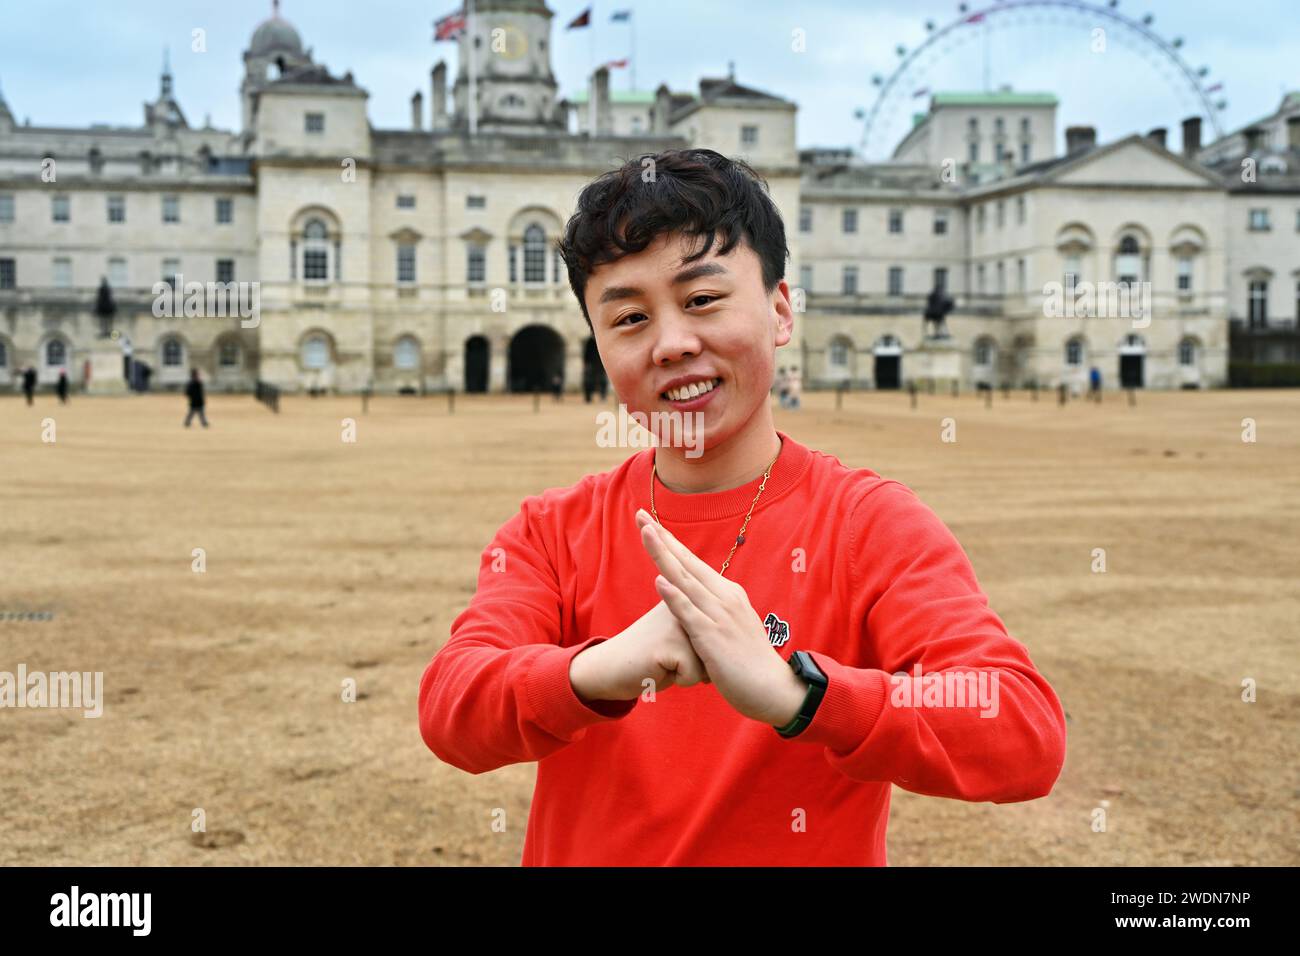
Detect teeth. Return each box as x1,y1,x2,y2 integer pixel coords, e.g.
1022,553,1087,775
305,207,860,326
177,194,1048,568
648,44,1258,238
664,377,719,402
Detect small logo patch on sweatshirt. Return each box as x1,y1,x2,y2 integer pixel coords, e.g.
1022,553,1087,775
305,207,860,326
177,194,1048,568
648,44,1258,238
763,612,790,647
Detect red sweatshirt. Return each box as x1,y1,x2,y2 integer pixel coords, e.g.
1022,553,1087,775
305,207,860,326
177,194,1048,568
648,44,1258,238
418,429,1066,865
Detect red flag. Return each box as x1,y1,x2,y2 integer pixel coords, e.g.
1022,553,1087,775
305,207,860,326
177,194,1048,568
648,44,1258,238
434,10,466,41
605,58,629,68
1205,82,1223,93
567,6,591,28
965,12,985,23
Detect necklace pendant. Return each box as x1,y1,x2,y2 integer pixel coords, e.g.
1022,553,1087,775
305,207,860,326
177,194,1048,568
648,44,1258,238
735,534,745,546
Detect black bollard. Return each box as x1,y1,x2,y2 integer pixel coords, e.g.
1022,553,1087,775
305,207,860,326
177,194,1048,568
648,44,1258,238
1127,387,1135,407
951,380,958,398
362,387,370,415
1058,383,1067,406
908,380,917,409
447,388,455,415
984,384,992,409
534,387,541,413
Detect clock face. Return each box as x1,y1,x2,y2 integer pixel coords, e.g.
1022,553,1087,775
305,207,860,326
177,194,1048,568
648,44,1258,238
491,24,529,60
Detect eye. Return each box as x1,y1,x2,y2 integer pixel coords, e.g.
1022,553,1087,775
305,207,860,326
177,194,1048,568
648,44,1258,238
688,294,717,308
616,312,647,327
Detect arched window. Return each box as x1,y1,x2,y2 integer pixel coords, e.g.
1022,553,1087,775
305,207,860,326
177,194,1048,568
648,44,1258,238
303,219,330,281
45,339,67,367
219,340,240,367
162,338,184,366
301,334,331,370
975,338,994,366
1116,234,1142,286
1118,235,1139,255
1178,338,1196,366
523,225,548,283
394,336,421,370
1065,338,1083,366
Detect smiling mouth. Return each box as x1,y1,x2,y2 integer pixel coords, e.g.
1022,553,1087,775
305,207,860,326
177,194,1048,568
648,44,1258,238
660,377,723,402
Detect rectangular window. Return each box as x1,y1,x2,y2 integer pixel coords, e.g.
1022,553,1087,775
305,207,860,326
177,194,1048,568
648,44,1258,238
933,267,948,292
0,258,14,289
162,195,180,223
162,257,181,285
799,264,812,292
1020,117,1030,134
1064,254,1081,287
216,259,235,283
977,205,985,233
933,209,948,235
799,206,812,233
968,141,978,163
1020,142,1030,164
1177,256,1193,293
1248,280,1268,327
1017,257,1026,293
888,267,903,296
215,197,233,224
1016,195,1026,224
467,245,486,283
397,244,416,283
888,208,903,234
466,195,486,209
303,248,328,281
996,261,1005,296
741,125,758,146
396,195,416,209
995,117,1005,135
0,193,13,223
305,112,325,133
842,208,857,234
52,195,70,222
53,257,72,288
108,257,127,287
842,265,858,295
1248,208,1270,231
107,195,125,223
977,264,986,295
996,201,1005,228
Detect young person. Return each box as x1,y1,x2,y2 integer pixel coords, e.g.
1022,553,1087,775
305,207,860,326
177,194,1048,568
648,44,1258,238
418,148,1066,866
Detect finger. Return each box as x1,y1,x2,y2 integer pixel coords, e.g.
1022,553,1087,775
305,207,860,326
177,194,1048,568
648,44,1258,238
640,512,733,603
641,522,724,620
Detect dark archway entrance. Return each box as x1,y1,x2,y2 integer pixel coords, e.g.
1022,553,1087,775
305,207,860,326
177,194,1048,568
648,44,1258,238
508,324,566,393
1119,354,1144,388
464,335,489,392
874,354,901,389
582,335,608,401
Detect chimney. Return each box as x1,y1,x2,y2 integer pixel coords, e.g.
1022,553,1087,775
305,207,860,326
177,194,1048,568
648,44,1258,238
1181,116,1202,158
1243,126,1265,154
653,83,672,135
431,61,447,131
1146,127,1167,150
592,66,612,136
1065,125,1096,154
411,91,423,131
1288,115,1300,151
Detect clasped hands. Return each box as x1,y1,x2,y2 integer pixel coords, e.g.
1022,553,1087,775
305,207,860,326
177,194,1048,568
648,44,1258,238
567,508,807,728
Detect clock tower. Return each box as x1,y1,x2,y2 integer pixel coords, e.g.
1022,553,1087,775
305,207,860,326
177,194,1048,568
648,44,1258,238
452,0,565,133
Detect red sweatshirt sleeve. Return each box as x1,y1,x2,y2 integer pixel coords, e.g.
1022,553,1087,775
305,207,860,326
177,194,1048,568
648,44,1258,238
789,480,1067,803
418,495,637,774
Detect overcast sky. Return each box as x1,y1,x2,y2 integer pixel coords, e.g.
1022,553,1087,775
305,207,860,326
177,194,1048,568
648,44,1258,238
0,0,1294,158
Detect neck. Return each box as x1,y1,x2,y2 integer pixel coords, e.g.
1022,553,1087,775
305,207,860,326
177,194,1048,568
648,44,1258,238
653,412,782,494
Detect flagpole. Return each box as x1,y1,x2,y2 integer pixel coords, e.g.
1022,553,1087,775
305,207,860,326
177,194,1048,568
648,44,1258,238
588,16,595,135
630,12,636,92
468,0,478,135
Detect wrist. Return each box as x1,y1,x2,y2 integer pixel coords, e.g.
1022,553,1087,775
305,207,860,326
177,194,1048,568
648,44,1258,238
767,668,810,727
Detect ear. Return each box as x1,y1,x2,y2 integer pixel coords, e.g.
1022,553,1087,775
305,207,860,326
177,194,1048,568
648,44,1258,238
771,280,794,348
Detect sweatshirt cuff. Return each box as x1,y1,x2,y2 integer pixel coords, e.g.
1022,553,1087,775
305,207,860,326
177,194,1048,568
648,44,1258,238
782,651,890,753
524,636,639,739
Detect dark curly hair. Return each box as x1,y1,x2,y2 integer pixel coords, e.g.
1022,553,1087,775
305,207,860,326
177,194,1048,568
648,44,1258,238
557,148,789,328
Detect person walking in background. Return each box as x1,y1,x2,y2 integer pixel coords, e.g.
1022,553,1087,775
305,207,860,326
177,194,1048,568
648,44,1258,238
786,365,802,411
22,366,36,405
1089,365,1102,402
184,368,208,428
56,369,69,404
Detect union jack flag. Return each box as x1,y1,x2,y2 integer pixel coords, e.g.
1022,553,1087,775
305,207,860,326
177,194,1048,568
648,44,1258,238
434,9,466,42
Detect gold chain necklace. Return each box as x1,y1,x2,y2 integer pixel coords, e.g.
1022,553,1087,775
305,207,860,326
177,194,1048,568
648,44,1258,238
650,439,782,579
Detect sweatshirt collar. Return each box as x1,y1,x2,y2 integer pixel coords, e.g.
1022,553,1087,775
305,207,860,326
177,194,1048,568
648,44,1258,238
635,429,813,523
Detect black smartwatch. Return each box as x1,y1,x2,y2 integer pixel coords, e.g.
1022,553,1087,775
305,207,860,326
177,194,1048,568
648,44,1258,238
773,650,827,738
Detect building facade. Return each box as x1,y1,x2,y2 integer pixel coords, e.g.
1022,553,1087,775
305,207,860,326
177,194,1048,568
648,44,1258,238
0,1,1294,394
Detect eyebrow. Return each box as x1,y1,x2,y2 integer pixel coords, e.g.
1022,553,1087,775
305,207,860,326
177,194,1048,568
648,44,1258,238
597,261,730,305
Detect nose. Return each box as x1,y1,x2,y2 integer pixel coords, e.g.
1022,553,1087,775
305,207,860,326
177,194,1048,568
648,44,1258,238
650,310,704,368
